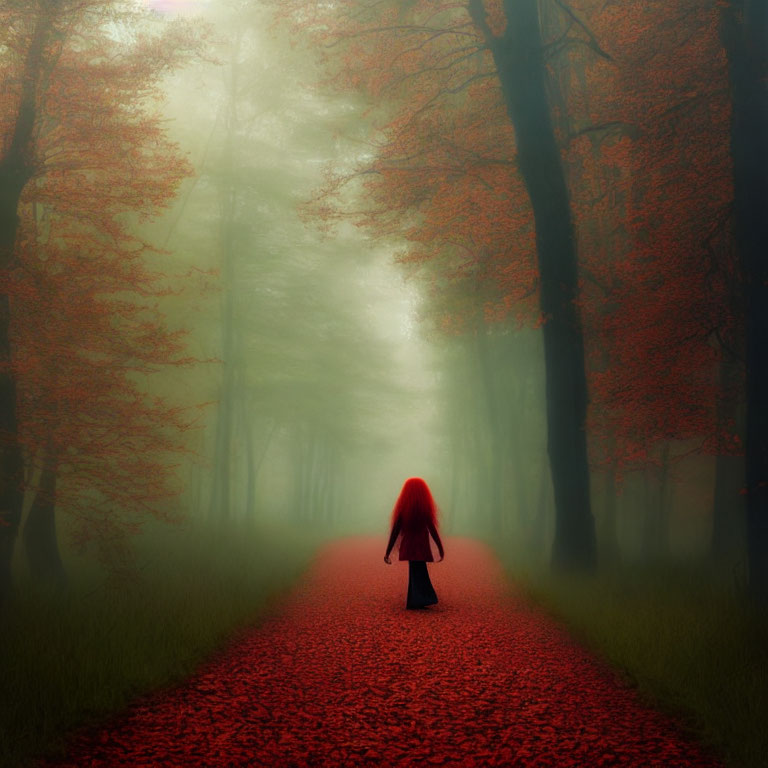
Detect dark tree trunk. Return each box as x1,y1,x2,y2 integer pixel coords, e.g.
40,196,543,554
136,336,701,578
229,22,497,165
711,352,745,562
532,460,550,559
292,432,305,521
599,463,620,565
448,434,460,530
711,450,745,562
474,327,505,535
295,429,316,523
243,411,256,520
191,458,203,517
720,0,768,601
0,11,56,610
242,418,276,521
22,449,66,588
318,445,332,523
469,0,596,569
209,368,234,521
642,441,670,563
510,370,530,529
306,434,319,522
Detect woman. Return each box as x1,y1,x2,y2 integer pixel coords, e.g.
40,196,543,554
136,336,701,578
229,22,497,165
384,477,444,609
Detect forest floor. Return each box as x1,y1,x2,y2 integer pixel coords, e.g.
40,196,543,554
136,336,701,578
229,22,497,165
37,537,723,767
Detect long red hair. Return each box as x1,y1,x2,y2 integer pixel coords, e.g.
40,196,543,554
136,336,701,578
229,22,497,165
391,477,438,530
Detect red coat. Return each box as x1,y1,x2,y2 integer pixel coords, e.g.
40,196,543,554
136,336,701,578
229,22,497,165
385,517,444,562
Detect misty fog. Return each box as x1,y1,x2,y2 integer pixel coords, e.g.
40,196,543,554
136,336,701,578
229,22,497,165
1,1,766,766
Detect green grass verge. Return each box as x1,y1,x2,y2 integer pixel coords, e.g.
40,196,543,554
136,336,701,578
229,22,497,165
0,519,324,768
497,554,768,768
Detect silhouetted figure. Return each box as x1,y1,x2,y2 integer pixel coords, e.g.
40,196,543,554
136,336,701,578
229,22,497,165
384,477,444,609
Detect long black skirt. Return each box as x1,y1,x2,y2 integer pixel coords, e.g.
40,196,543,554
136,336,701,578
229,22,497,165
406,560,438,609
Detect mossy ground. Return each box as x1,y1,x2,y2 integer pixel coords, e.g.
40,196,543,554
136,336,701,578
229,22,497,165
0,519,323,768
498,552,768,768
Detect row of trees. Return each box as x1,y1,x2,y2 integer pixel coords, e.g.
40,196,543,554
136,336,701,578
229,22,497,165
1,0,764,608
161,2,424,531
0,1,208,607
0,0,430,613
281,0,768,597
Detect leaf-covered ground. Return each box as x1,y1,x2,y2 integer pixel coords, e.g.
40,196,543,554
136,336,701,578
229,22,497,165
40,537,721,767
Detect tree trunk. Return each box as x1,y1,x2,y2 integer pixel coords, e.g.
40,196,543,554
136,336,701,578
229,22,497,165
208,29,243,524
292,430,306,522
243,413,256,520
0,10,57,610
469,0,596,569
642,441,671,562
22,448,66,588
599,463,620,565
295,429,316,523
510,366,530,530
720,0,768,601
209,380,233,520
531,460,550,559
448,433,460,530
191,458,203,517
474,327,505,535
712,450,745,563
318,446,332,523
711,352,745,562
307,434,319,522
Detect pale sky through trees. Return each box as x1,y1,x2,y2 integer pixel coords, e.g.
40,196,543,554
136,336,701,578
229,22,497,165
145,0,208,15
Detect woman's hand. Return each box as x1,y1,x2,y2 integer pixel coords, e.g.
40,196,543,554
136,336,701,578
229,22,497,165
384,555,392,564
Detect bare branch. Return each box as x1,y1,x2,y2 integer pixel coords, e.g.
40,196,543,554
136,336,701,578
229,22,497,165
324,22,478,48
386,45,486,91
579,265,612,294
553,0,613,60
390,70,497,137
545,35,616,64
568,120,639,143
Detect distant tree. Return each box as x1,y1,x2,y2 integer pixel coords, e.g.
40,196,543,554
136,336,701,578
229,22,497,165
169,5,409,526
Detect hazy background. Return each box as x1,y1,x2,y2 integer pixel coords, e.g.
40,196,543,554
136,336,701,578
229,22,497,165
0,0,756,590
2,2,767,765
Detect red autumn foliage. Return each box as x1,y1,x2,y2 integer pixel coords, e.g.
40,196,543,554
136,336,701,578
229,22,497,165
553,0,737,470
282,0,738,475
0,1,207,570
280,0,539,333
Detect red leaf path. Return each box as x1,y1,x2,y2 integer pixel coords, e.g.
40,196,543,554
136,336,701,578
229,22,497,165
43,538,722,767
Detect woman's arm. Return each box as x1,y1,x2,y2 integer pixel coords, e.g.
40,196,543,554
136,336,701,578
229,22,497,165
384,517,401,563
428,521,444,561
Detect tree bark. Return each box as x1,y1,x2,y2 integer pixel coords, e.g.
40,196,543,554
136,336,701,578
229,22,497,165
208,29,243,524
510,363,530,530
243,408,256,520
720,0,768,601
22,448,66,588
599,463,620,565
474,327,505,535
642,441,670,562
711,352,745,563
0,8,57,610
469,0,596,569
532,460,550,558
